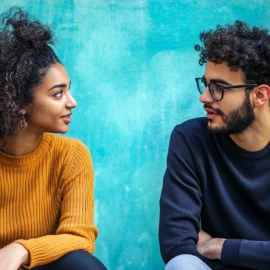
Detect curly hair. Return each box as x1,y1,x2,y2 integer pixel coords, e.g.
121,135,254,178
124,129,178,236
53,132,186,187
195,21,270,85
0,6,60,140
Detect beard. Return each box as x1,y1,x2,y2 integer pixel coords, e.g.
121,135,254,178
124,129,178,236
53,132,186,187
206,91,255,135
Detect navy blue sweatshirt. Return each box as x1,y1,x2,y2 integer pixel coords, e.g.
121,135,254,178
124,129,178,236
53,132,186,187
159,117,270,270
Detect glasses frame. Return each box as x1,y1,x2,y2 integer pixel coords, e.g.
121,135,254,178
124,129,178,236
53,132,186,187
195,77,257,101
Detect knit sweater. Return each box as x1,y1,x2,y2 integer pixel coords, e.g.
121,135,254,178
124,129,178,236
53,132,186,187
0,133,98,268
159,117,270,270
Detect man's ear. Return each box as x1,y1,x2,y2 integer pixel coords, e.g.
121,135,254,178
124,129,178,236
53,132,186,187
253,84,270,107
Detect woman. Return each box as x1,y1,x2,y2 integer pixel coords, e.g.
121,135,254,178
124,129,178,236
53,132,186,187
0,7,106,270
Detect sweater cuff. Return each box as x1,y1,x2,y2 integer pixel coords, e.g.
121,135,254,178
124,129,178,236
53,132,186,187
221,239,242,267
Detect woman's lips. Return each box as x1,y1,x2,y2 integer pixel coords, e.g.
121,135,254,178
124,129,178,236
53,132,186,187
60,114,72,124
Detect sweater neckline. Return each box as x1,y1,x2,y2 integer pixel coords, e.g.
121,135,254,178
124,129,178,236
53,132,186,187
0,133,51,166
219,134,270,159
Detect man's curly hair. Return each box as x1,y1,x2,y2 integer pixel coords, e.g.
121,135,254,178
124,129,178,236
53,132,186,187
0,6,60,140
195,21,270,85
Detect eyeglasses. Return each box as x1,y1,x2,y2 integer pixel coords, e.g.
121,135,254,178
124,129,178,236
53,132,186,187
195,77,257,101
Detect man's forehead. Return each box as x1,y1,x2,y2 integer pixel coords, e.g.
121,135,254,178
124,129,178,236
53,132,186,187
204,61,245,83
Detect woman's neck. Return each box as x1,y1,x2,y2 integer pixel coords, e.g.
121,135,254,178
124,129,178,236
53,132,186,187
0,129,43,156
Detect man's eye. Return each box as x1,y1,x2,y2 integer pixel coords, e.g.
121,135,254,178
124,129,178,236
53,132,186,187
54,91,63,98
215,84,223,89
212,83,223,92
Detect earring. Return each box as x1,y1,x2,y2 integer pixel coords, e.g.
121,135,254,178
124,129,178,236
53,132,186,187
19,112,27,130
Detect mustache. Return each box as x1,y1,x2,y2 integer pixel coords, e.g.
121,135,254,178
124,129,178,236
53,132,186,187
204,104,224,116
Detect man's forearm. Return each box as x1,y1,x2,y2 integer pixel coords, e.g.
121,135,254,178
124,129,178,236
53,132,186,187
221,239,270,270
197,231,270,270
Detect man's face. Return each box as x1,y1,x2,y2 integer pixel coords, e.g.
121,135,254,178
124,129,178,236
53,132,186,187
199,61,255,135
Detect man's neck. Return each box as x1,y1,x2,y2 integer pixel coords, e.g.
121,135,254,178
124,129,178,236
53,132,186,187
230,118,270,152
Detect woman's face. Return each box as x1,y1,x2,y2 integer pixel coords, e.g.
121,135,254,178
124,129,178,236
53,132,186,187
25,63,77,134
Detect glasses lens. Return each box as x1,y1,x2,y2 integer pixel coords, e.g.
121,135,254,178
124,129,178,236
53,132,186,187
196,78,206,94
211,83,223,100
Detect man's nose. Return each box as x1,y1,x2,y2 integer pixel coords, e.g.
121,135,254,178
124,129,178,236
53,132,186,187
199,86,214,104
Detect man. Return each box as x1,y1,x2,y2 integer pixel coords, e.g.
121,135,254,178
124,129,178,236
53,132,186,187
159,21,270,270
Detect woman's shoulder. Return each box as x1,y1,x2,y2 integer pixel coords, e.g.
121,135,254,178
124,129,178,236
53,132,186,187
44,133,85,147
43,133,91,158
43,134,94,188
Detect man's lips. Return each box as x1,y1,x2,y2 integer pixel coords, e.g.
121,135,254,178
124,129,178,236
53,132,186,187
204,107,222,120
205,108,218,115
204,104,223,115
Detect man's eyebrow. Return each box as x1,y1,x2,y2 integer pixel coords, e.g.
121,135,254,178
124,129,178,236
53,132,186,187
48,81,71,91
203,76,231,85
211,79,231,85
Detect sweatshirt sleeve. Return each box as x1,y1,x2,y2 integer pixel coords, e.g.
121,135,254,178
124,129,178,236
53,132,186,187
221,239,270,270
15,141,98,268
159,127,206,264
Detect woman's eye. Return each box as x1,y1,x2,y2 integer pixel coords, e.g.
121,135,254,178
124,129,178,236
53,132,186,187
54,91,63,98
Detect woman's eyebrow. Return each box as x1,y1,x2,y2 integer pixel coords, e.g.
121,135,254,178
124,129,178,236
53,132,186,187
48,81,71,91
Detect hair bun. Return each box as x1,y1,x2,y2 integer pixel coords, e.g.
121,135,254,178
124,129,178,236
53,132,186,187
1,6,54,49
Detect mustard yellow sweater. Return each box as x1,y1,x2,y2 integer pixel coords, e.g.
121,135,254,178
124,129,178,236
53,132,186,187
0,133,98,268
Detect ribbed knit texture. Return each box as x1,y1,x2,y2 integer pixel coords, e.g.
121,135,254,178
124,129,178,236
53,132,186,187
0,133,98,268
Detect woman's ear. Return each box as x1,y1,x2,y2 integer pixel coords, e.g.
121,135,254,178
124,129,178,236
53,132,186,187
253,84,270,107
20,104,33,115
19,109,26,115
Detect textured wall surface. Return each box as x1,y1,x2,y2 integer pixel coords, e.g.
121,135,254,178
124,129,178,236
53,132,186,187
2,1,270,269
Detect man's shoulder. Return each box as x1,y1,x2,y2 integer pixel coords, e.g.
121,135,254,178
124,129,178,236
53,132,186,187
174,117,209,138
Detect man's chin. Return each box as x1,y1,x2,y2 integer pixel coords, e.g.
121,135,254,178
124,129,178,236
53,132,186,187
207,122,229,135
207,119,223,128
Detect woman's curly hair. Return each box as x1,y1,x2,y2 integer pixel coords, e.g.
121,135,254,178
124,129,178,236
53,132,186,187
0,6,60,140
195,21,270,85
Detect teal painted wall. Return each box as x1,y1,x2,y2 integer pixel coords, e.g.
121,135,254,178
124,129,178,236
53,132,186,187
2,1,270,269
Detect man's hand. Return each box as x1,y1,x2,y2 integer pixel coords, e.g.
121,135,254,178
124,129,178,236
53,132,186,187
196,230,225,260
0,243,30,270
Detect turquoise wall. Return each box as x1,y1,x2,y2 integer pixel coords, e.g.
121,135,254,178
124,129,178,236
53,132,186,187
2,1,270,269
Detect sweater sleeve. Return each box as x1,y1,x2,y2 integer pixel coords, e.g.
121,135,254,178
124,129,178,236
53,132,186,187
15,141,98,268
159,127,206,264
221,239,270,270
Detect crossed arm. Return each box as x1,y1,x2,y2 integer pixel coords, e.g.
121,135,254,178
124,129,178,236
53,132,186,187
197,231,270,270
196,230,225,260
159,127,270,270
